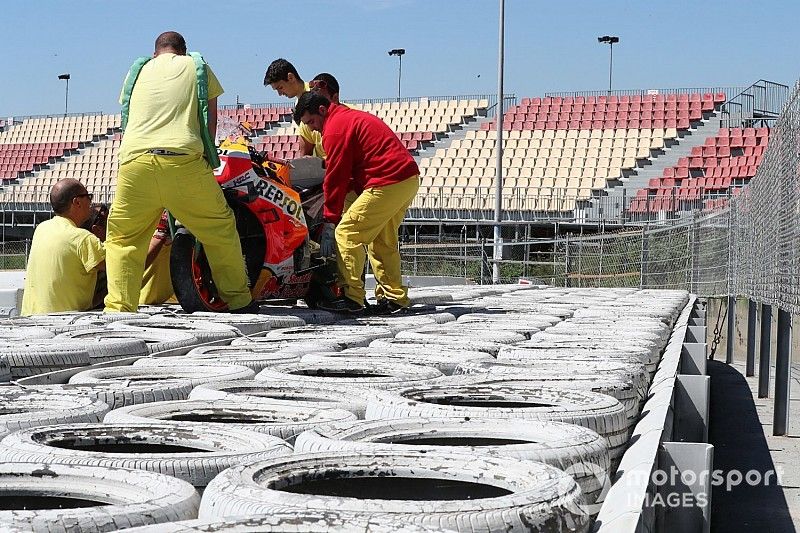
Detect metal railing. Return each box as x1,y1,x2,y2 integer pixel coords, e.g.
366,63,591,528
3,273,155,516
544,86,744,99
719,79,790,128
221,94,507,111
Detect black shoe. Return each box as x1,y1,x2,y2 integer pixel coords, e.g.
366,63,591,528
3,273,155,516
229,300,261,314
318,297,365,315
368,299,409,316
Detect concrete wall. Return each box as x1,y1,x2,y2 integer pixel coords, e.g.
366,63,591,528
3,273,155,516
706,296,800,364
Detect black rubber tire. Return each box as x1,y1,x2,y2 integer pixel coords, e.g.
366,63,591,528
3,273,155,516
198,450,589,531
171,232,227,313
0,462,200,532
104,399,356,442
0,423,293,487
294,417,610,504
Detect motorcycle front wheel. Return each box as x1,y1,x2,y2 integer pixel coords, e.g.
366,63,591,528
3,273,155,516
170,232,229,313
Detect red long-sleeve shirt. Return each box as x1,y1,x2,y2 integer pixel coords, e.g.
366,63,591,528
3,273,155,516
321,103,419,223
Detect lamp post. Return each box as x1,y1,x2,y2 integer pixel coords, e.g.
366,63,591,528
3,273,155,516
597,36,619,94
493,0,505,284
388,48,405,101
58,73,71,115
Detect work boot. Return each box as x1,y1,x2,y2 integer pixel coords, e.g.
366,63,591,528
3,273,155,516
318,297,365,315
230,300,261,314
368,298,409,316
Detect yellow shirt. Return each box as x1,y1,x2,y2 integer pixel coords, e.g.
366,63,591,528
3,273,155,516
119,53,224,164
140,244,174,305
296,82,325,158
21,216,105,315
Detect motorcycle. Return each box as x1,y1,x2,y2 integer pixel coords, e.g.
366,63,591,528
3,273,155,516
169,123,341,312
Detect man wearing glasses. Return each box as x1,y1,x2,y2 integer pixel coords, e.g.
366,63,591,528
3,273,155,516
21,179,106,315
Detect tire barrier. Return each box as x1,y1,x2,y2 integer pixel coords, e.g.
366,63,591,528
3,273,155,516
0,423,293,487
199,450,589,532
0,462,200,532
0,389,110,439
104,399,356,442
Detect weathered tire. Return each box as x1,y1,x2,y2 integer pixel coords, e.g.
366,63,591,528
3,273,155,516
254,359,442,390
366,383,628,455
335,313,455,334
369,337,507,356
0,326,54,341
69,364,256,388
188,312,304,336
122,512,449,532
188,381,369,418
395,324,526,345
0,462,200,532
498,345,659,375
55,330,150,363
108,317,240,344
518,333,662,362
456,313,562,329
0,423,293,487
0,355,10,382
139,345,303,372
229,336,343,353
104,399,356,442
294,417,610,504
55,326,200,355
252,305,338,325
19,380,195,410
0,389,110,439
0,341,90,378
264,325,394,348
303,347,494,376
199,450,589,531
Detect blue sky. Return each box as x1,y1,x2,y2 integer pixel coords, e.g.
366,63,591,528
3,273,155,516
1,0,797,117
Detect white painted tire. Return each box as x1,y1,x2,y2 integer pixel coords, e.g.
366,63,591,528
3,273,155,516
395,324,526,345
0,389,110,439
19,380,195,410
303,347,494,376
0,326,54,341
228,336,343,353
0,461,199,532
188,381,369,418
140,345,303,372
69,364,255,387
0,355,10,383
56,326,200,354
188,311,305,335
122,511,450,532
366,383,628,454
369,338,507,356
199,450,589,531
264,325,394,348
0,341,90,379
0,423,293,487
108,318,240,344
254,359,442,390
55,330,150,363
104,399,356,442
294,417,610,504
335,313,455,334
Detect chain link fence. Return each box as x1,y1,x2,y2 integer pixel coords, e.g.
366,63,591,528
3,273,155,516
0,241,29,269
399,80,800,316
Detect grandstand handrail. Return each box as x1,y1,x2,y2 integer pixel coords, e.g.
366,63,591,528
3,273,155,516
220,94,511,110
3,111,109,123
544,86,744,98
719,79,790,128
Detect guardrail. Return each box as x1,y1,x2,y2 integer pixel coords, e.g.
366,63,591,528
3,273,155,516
595,296,712,532
545,87,743,99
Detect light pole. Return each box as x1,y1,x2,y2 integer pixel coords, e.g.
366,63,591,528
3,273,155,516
388,48,405,101
597,36,619,94
58,73,71,115
493,0,505,284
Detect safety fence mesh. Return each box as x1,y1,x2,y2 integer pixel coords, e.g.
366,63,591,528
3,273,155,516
400,79,800,315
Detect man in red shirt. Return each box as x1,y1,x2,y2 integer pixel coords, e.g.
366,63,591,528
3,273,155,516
294,92,420,314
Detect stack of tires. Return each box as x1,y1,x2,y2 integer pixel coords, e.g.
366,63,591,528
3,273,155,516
0,287,689,531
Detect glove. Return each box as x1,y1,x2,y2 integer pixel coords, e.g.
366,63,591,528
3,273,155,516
319,222,336,257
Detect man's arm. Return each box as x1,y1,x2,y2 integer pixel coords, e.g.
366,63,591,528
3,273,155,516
299,137,315,156
145,236,168,267
208,97,218,142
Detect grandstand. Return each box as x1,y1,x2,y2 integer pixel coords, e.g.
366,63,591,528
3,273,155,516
0,80,787,240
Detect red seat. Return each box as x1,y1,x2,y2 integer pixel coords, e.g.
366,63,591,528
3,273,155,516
714,92,726,103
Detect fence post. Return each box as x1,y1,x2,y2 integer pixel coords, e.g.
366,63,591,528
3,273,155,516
746,299,758,377
758,303,772,398
726,295,736,364
773,308,792,436
564,233,570,288
640,225,649,289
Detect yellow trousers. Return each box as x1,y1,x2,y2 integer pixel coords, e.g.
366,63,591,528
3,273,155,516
336,176,419,306
104,153,251,312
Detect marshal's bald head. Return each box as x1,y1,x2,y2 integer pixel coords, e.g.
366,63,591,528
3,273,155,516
50,178,87,215
155,31,186,55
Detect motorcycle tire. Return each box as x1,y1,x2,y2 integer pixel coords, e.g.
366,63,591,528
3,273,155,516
171,232,227,313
